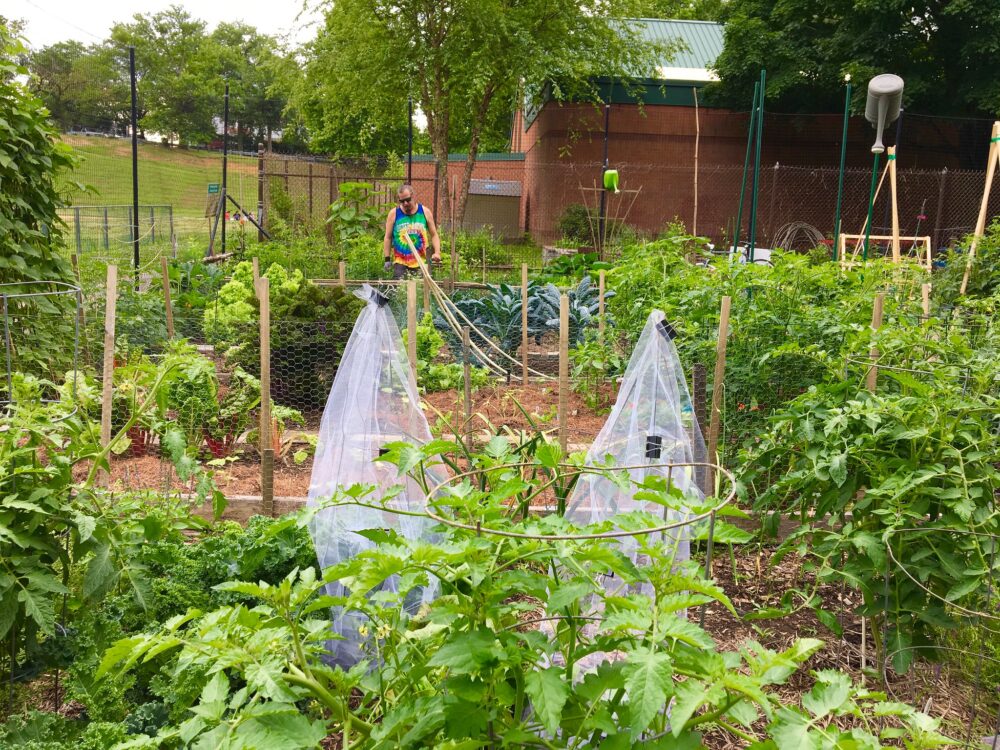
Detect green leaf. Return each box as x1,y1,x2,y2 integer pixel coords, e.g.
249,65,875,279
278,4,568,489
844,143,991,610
547,579,593,612
524,667,569,735
83,543,117,602
18,584,54,633
200,670,230,704
234,710,329,748
428,629,504,674
944,575,981,602
768,707,814,750
829,453,848,487
624,649,674,734
802,670,851,718
670,679,717,736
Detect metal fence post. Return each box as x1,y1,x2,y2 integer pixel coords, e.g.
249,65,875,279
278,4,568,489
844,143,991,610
73,207,81,254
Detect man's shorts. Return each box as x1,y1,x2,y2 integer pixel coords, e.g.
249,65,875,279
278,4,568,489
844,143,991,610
393,263,420,280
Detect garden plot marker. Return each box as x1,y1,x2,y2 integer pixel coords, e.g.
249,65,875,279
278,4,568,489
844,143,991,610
100,265,118,486
160,257,174,339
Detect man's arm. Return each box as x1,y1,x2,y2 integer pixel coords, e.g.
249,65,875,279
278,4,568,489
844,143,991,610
383,210,395,267
424,207,442,261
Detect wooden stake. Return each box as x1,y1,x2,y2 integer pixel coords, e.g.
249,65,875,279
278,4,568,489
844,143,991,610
99,265,118,485
692,86,700,236
338,260,346,287
258,276,274,517
558,293,569,453
706,296,731,489
867,293,884,392
423,272,430,316
888,146,901,263
692,363,707,494
961,121,1000,295
462,326,472,443
407,279,417,382
450,176,458,293
521,263,529,382
160,256,174,339
481,247,486,285
921,283,931,319
252,256,260,288
598,270,606,341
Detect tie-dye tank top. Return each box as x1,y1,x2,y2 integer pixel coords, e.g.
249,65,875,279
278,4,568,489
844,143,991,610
391,204,429,268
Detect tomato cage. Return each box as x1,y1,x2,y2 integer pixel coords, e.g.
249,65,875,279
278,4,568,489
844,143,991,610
0,281,83,419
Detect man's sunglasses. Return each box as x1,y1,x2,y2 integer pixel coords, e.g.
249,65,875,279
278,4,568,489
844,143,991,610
398,196,413,204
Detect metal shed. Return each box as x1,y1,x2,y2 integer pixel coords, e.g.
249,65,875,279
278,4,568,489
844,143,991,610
462,178,522,238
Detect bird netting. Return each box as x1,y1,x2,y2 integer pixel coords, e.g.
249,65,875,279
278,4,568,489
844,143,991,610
307,284,439,667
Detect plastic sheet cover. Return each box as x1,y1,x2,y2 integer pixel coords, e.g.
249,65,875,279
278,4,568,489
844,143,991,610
307,284,439,667
567,308,707,578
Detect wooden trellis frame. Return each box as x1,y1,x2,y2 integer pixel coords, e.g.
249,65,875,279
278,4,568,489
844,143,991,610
960,121,1000,294
839,234,932,271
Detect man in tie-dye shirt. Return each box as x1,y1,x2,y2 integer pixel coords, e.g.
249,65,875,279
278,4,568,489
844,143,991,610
382,184,441,279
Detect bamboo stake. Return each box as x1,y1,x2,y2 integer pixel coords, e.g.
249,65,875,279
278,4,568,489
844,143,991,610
407,279,417,382
692,86,700,236
598,270,606,341
252,256,260,287
888,146,901,263
258,276,273,517
558,293,569,453
160,256,174,339
961,121,1000,295
521,263,529,382
867,293,884,392
99,265,118,485
462,326,472,444
921,283,931,319
706,296,731,489
338,261,346,287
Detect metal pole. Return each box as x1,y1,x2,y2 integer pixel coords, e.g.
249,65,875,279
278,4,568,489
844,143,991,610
832,78,852,260
598,102,610,256
221,82,229,254
407,96,413,184
732,82,759,254
129,46,140,286
862,151,882,261
748,69,766,262
257,143,265,242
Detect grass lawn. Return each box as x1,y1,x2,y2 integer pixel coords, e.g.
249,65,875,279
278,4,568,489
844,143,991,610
57,134,258,221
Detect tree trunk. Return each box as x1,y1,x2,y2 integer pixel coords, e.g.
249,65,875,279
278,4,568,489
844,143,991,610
455,86,497,228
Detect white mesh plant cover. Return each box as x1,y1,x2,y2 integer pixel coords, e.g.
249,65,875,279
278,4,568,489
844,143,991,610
307,284,439,668
560,309,707,671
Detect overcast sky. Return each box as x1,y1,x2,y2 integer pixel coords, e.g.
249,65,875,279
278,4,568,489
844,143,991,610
13,0,321,49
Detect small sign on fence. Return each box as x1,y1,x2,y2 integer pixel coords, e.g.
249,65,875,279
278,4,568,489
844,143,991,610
207,183,220,194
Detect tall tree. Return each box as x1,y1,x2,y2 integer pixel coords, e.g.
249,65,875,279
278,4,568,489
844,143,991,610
303,0,666,223
709,0,1000,117
110,6,216,144
210,22,288,150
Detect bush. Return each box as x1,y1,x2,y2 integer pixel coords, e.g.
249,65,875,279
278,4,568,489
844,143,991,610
556,203,593,245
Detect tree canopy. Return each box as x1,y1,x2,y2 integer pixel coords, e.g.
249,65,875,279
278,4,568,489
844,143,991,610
709,0,1000,117
300,0,669,221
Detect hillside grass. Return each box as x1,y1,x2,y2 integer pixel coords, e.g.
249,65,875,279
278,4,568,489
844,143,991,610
58,134,258,220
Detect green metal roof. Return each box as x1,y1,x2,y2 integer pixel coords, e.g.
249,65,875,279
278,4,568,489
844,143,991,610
629,19,724,72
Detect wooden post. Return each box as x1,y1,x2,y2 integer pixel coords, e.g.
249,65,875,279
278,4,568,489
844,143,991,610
258,276,274,517
888,146,901,263
423,273,431,316
706,296,731,490
481,247,486,285
149,205,156,243
307,162,314,219
338,260,347,287
407,279,417,382
160,256,174,339
867,293,884,392
521,263,529,382
252,256,260,288
921,283,931,319
99,265,118,485
598,270,606,341
326,165,335,245
462,326,472,443
692,362,707,493
450,176,458,292
961,121,1000,294
558,293,569,453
